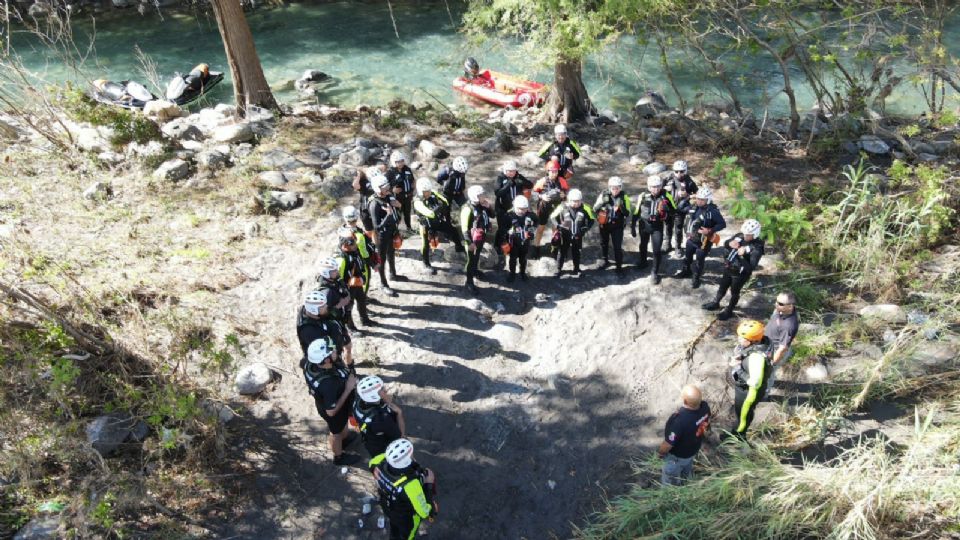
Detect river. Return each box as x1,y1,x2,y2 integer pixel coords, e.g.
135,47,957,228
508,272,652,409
9,0,959,116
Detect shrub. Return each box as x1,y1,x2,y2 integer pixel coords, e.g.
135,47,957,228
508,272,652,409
58,84,161,148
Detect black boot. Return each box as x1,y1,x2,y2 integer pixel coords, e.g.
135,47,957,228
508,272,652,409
718,306,735,320
600,259,610,269
651,272,661,285
702,300,721,311
423,262,437,275
636,259,648,271
692,275,702,289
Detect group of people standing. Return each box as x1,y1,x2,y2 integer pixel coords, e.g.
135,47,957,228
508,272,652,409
292,123,801,534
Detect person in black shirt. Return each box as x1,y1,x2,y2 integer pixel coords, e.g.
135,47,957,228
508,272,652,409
302,338,359,465
460,185,493,295
658,385,710,486
353,375,405,458
503,195,537,282
673,187,726,289
438,156,469,209
493,160,533,266
538,124,581,179
766,290,799,390
353,165,383,235
703,219,765,321
386,151,416,232
296,289,352,367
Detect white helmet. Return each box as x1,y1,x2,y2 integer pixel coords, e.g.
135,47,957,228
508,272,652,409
306,338,334,364
416,177,435,194
467,185,484,204
452,156,469,173
303,290,327,316
390,150,406,166
513,194,529,210
608,176,623,188
385,438,414,469
673,160,688,173
554,124,567,135
318,257,340,281
338,226,356,241
357,375,384,403
741,219,762,237
568,189,583,203
502,160,518,174
647,175,662,188
342,205,359,222
695,186,713,202
371,173,390,192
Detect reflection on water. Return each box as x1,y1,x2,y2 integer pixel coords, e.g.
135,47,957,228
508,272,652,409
10,1,957,115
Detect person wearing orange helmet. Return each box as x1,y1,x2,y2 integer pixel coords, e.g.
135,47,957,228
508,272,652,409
531,159,569,257
729,320,773,438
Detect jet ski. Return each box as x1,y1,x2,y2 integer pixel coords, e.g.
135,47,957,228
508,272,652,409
165,63,224,106
91,79,157,110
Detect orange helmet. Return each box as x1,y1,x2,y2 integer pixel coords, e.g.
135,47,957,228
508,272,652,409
736,320,765,342
545,159,561,172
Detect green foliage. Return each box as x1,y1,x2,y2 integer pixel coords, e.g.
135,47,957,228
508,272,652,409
816,158,956,293
899,124,921,138
59,84,161,148
90,492,117,532
711,155,813,253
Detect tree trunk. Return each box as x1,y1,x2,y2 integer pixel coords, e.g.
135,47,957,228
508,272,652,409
209,0,277,117
545,60,593,123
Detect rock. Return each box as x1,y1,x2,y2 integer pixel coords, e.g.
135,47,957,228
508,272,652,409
535,256,558,277
255,190,303,212
258,171,289,186
245,222,261,238
520,151,542,169
599,109,618,123
153,159,190,181
142,100,183,123
882,328,898,345
906,311,929,325
480,130,512,153
917,152,939,162
82,181,112,201
127,140,165,158
851,342,883,360
161,119,204,141
245,105,275,124
911,340,959,370
260,149,304,171
842,141,861,154
354,137,380,149
202,399,236,424
629,155,650,166
96,151,123,164
628,142,651,155
128,420,150,442
212,123,254,144
214,103,236,117
338,146,370,167
912,141,935,154
196,149,229,170
859,134,890,155
634,91,669,118
858,304,906,324
235,143,255,158
502,109,523,126
452,128,473,138
86,413,135,456
75,127,109,153
235,362,273,395
923,328,940,341
534,293,551,303
13,516,60,540
295,70,331,93
484,322,523,349
417,139,447,160
929,140,955,154
641,162,666,175
0,118,23,140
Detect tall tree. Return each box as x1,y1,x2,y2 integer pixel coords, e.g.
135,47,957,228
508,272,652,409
209,0,277,116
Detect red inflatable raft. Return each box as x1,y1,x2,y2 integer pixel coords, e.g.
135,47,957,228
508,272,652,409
452,70,546,108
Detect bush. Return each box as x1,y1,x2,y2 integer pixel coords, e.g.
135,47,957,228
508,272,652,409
58,84,161,148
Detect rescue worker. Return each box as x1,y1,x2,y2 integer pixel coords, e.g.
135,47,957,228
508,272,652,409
663,160,698,254
631,175,671,284
493,160,533,266
658,385,711,486
352,168,377,234
317,256,354,329
337,227,374,327
183,63,211,94
503,194,537,282
766,290,799,390
729,320,773,438
550,188,594,277
438,156,469,209
368,173,406,297
538,124,581,179
532,159,569,257
703,219,765,321
462,56,494,87
369,438,438,540
386,151,416,232
460,185,493,295
593,176,633,274
296,289,353,367
673,187,726,289
353,375,405,458
302,338,359,465
342,205,379,275
413,177,464,275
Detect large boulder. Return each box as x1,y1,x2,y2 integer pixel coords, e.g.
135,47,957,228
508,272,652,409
13,516,60,540
417,139,447,160
257,171,290,187
641,162,666,176
260,149,304,171
82,181,112,201
338,146,370,167
153,159,190,181
634,91,669,119
75,126,109,153
143,100,183,123
85,413,136,456
235,362,274,394
295,70,331,94
858,304,906,324
520,151,542,169
212,123,254,144
480,130,512,153
196,149,229,170
161,119,204,142
255,190,303,213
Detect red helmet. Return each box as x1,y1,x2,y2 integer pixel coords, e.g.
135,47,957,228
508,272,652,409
545,159,561,172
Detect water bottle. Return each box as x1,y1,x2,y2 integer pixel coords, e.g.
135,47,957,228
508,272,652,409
377,516,386,529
